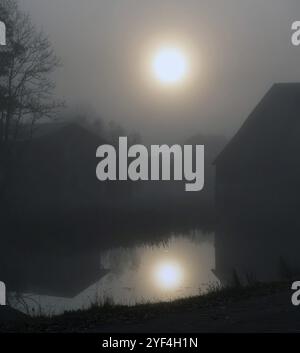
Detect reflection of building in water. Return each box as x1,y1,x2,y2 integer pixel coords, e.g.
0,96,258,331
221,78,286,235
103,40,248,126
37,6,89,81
214,84,300,285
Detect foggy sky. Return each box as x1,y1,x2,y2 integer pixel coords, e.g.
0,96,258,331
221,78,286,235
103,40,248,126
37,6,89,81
20,0,300,141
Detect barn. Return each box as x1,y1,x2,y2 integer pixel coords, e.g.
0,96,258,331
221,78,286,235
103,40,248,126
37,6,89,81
214,83,300,285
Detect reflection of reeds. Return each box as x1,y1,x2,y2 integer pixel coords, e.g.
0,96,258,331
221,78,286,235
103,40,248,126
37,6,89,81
89,291,115,310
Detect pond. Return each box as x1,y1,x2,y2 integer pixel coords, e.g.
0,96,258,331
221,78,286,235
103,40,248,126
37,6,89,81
11,231,218,316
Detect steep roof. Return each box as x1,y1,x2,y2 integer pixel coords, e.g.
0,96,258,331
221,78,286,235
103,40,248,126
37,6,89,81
215,83,300,165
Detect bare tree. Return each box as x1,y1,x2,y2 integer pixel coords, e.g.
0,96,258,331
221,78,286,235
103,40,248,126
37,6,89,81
0,0,63,144
0,0,63,212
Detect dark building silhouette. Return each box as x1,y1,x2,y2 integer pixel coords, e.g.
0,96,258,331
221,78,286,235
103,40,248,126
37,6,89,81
1,123,113,297
214,83,300,285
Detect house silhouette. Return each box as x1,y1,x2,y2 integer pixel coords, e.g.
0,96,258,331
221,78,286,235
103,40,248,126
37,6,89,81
214,83,300,285
1,123,114,297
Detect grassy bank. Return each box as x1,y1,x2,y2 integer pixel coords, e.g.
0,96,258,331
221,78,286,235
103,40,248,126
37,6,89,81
0,281,290,333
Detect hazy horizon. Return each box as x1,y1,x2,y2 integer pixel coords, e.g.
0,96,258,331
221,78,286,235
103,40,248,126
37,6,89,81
18,0,300,142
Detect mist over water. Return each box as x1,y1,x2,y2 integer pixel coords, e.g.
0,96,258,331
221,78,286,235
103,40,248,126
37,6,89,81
12,231,217,316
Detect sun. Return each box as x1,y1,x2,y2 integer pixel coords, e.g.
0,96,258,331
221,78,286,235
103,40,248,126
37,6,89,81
154,261,183,290
152,47,188,85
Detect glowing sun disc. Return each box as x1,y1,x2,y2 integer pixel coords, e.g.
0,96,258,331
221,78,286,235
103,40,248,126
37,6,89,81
152,47,188,84
154,262,183,289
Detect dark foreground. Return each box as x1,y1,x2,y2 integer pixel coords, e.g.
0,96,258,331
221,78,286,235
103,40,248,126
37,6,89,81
1,282,299,333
